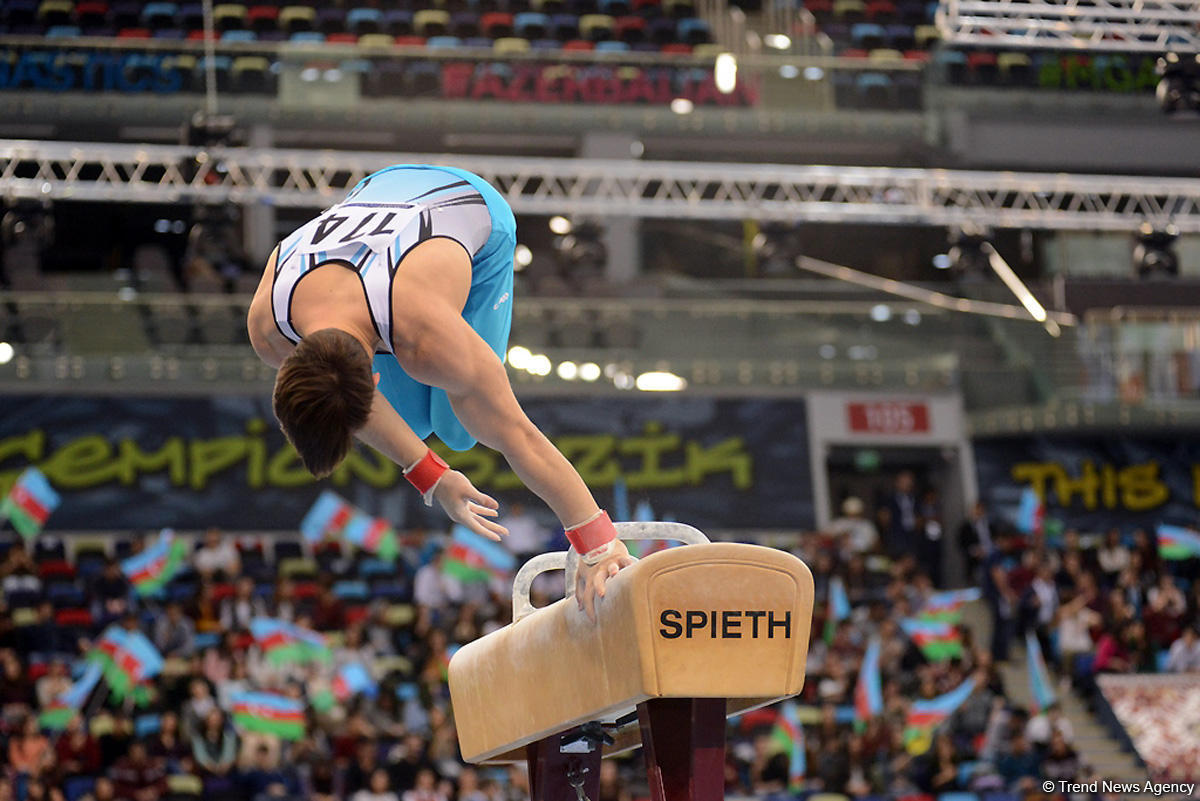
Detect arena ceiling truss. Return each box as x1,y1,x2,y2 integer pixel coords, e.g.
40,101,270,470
937,0,1200,52
3,139,1200,232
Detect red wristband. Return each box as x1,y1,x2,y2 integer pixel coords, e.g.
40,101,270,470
566,510,617,563
404,449,448,497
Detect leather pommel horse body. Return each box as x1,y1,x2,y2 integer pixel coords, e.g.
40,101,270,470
449,523,815,801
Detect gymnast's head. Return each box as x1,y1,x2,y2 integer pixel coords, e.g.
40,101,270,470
273,328,374,478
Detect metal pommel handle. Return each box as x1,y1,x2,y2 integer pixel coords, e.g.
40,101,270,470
511,521,710,622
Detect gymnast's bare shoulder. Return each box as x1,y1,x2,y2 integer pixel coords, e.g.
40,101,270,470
246,246,293,369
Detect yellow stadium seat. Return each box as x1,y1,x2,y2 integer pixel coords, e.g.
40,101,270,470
413,8,450,36
358,33,395,47
494,36,530,54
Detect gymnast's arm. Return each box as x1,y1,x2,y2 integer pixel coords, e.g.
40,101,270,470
246,251,506,541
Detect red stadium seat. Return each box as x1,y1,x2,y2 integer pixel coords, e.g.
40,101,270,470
613,15,646,42
117,26,151,36
345,605,370,625
55,607,94,627
865,0,895,20
211,582,236,602
292,581,320,599
38,560,75,580
660,42,691,53
187,28,215,38
633,0,660,16
393,34,426,46
29,662,50,681
479,11,513,37
246,4,278,32
74,0,109,26
562,38,594,49
840,47,869,58
326,31,357,42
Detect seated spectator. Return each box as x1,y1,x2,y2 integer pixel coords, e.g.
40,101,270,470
996,730,1040,789
9,713,54,779
189,582,223,635
389,734,434,793
454,767,490,801
91,559,131,622
22,778,64,801
55,715,102,780
108,740,167,801
240,742,301,800
192,708,238,778
1040,730,1080,783
497,501,551,561
35,660,72,708
182,678,218,739
153,601,196,657
1146,571,1187,647
353,768,402,801
311,584,346,632
193,528,241,580
0,649,34,710
78,777,117,801
1165,626,1200,673
399,768,443,801
1025,702,1074,750
148,711,190,769
828,496,880,558
219,577,265,633
1097,528,1130,586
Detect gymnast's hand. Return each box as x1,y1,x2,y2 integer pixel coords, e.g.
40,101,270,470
431,469,509,542
575,539,637,623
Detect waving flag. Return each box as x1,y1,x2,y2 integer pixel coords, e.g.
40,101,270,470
900,619,963,661
824,576,852,643
1026,632,1057,713
39,662,103,730
1015,487,1043,536
88,627,164,701
770,701,805,792
121,529,188,595
1157,524,1200,561
231,691,305,740
917,588,982,623
300,490,399,560
333,662,377,702
249,618,331,666
443,525,516,584
904,678,976,754
1,467,61,539
854,637,883,725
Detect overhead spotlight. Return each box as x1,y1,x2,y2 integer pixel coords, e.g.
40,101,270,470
548,216,572,235
1133,222,1180,278
579,362,601,382
0,342,13,365
869,304,892,322
514,244,532,270
556,361,579,380
507,346,532,369
764,33,792,50
528,353,552,376
670,97,694,115
947,224,992,274
778,64,800,79
1156,52,1200,114
714,53,737,94
635,371,687,392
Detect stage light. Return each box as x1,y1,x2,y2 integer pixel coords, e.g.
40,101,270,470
549,216,572,235
779,64,800,79
903,309,922,326
803,66,824,81
579,362,601,382
714,53,737,94
0,343,13,365
932,253,952,270
869,304,891,322
764,34,791,49
556,361,579,380
528,354,552,376
507,346,532,369
514,244,532,270
670,98,694,115
1133,222,1180,278
636,371,687,392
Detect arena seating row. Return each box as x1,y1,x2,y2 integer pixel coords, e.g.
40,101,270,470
0,0,713,46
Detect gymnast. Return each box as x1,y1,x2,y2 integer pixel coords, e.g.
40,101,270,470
246,164,633,618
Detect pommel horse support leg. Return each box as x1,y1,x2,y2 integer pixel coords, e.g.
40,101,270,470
449,523,815,801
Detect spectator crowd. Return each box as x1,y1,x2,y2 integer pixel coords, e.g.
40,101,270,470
0,475,1198,801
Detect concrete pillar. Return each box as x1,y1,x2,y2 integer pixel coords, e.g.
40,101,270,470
242,124,277,264
581,132,641,285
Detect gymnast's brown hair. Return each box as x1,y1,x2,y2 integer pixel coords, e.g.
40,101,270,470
272,328,374,478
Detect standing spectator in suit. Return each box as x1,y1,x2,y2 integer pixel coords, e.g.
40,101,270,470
917,489,944,588
958,501,995,582
885,471,919,558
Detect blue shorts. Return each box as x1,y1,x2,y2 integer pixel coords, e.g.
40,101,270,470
348,165,517,451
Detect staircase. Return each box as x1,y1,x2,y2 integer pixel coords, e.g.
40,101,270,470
962,604,1161,799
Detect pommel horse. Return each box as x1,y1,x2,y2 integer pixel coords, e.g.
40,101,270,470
449,523,814,801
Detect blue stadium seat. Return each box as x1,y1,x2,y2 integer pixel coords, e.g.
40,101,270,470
549,12,578,38
463,35,491,46
141,1,177,27
594,39,628,50
450,11,480,36
370,580,409,601
855,71,893,105
933,48,966,82
135,714,161,738
193,632,221,650
939,793,980,801
531,37,560,48
675,16,709,43
47,584,85,608
347,6,382,34
383,9,414,34
5,0,39,25
358,558,395,578
426,34,464,47
46,24,82,36
885,22,913,48
152,28,186,38
333,580,369,601
64,778,95,801
221,28,257,40
850,21,884,48
316,7,345,33
514,11,548,37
